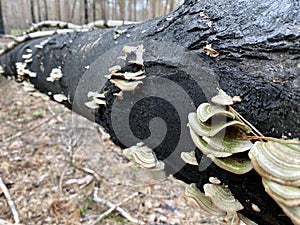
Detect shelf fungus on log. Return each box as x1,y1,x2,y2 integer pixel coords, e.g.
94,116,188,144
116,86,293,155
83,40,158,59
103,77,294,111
209,154,253,175
123,142,167,181
249,141,300,187
262,178,300,207
184,183,226,216
46,67,63,82
188,102,253,174
203,183,244,212
53,93,68,103
249,141,300,224
197,103,235,122
106,45,146,93
84,91,107,109
180,151,198,166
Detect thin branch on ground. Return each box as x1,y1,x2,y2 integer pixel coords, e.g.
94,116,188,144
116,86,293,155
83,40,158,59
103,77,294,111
92,187,144,225
1,111,61,144
0,176,20,224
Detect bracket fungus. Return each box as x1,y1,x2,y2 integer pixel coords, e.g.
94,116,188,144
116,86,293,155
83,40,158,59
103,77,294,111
53,93,68,103
119,44,145,66
197,103,235,122
209,154,253,175
180,151,198,165
262,178,300,207
188,112,252,138
203,183,244,212
188,102,253,174
123,142,167,181
209,177,222,185
249,141,300,187
46,67,63,82
249,141,300,224
84,91,107,109
110,79,143,92
211,89,241,106
184,183,226,216
106,45,146,93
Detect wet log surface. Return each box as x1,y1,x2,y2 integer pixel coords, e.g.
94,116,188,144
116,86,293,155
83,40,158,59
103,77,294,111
0,0,299,224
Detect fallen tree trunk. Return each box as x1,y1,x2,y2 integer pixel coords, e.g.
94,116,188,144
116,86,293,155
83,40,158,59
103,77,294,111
0,0,299,224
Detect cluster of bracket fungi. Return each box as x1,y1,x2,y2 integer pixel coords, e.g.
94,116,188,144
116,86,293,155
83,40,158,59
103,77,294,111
185,90,300,224
85,44,145,109
124,89,300,224
249,141,300,224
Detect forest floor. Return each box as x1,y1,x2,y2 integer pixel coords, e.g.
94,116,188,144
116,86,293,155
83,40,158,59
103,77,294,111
0,76,234,225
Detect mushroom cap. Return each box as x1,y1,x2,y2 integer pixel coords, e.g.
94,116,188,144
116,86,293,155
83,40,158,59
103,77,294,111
188,112,251,137
143,161,167,181
203,183,244,212
249,141,300,186
184,183,226,216
197,103,235,122
188,127,233,158
277,202,300,225
181,151,198,165
123,143,157,168
209,154,253,175
262,178,300,207
211,89,234,106
110,78,143,91
202,133,253,154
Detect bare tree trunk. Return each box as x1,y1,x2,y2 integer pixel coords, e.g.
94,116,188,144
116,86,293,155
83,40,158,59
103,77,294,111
133,0,137,21
30,0,36,23
92,0,96,21
37,0,42,22
99,0,106,20
55,0,62,21
43,0,48,20
118,0,125,20
84,0,88,24
63,0,71,22
128,0,132,21
112,0,117,19
0,0,5,34
151,0,157,18
169,0,174,12
71,0,77,21
0,1,299,225
164,0,169,15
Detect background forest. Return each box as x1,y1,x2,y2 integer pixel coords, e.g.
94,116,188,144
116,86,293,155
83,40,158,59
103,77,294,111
0,0,183,34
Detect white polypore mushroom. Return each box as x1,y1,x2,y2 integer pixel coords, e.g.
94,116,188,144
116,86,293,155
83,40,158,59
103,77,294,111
53,94,68,102
46,67,63,82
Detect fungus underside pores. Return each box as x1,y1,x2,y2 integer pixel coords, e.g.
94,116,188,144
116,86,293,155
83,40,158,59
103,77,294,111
184,88,300,224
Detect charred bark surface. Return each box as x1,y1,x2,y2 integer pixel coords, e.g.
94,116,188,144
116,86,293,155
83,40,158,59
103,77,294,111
0,0,299,224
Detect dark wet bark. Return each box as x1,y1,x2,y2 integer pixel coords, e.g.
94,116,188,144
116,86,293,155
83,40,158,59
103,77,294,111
0,0,299,224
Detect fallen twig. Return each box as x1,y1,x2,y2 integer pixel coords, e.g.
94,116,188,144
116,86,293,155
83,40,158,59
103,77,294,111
0,176,20,224
92,187,144,225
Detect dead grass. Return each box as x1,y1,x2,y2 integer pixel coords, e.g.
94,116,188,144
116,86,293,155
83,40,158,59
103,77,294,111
0,76,226,224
